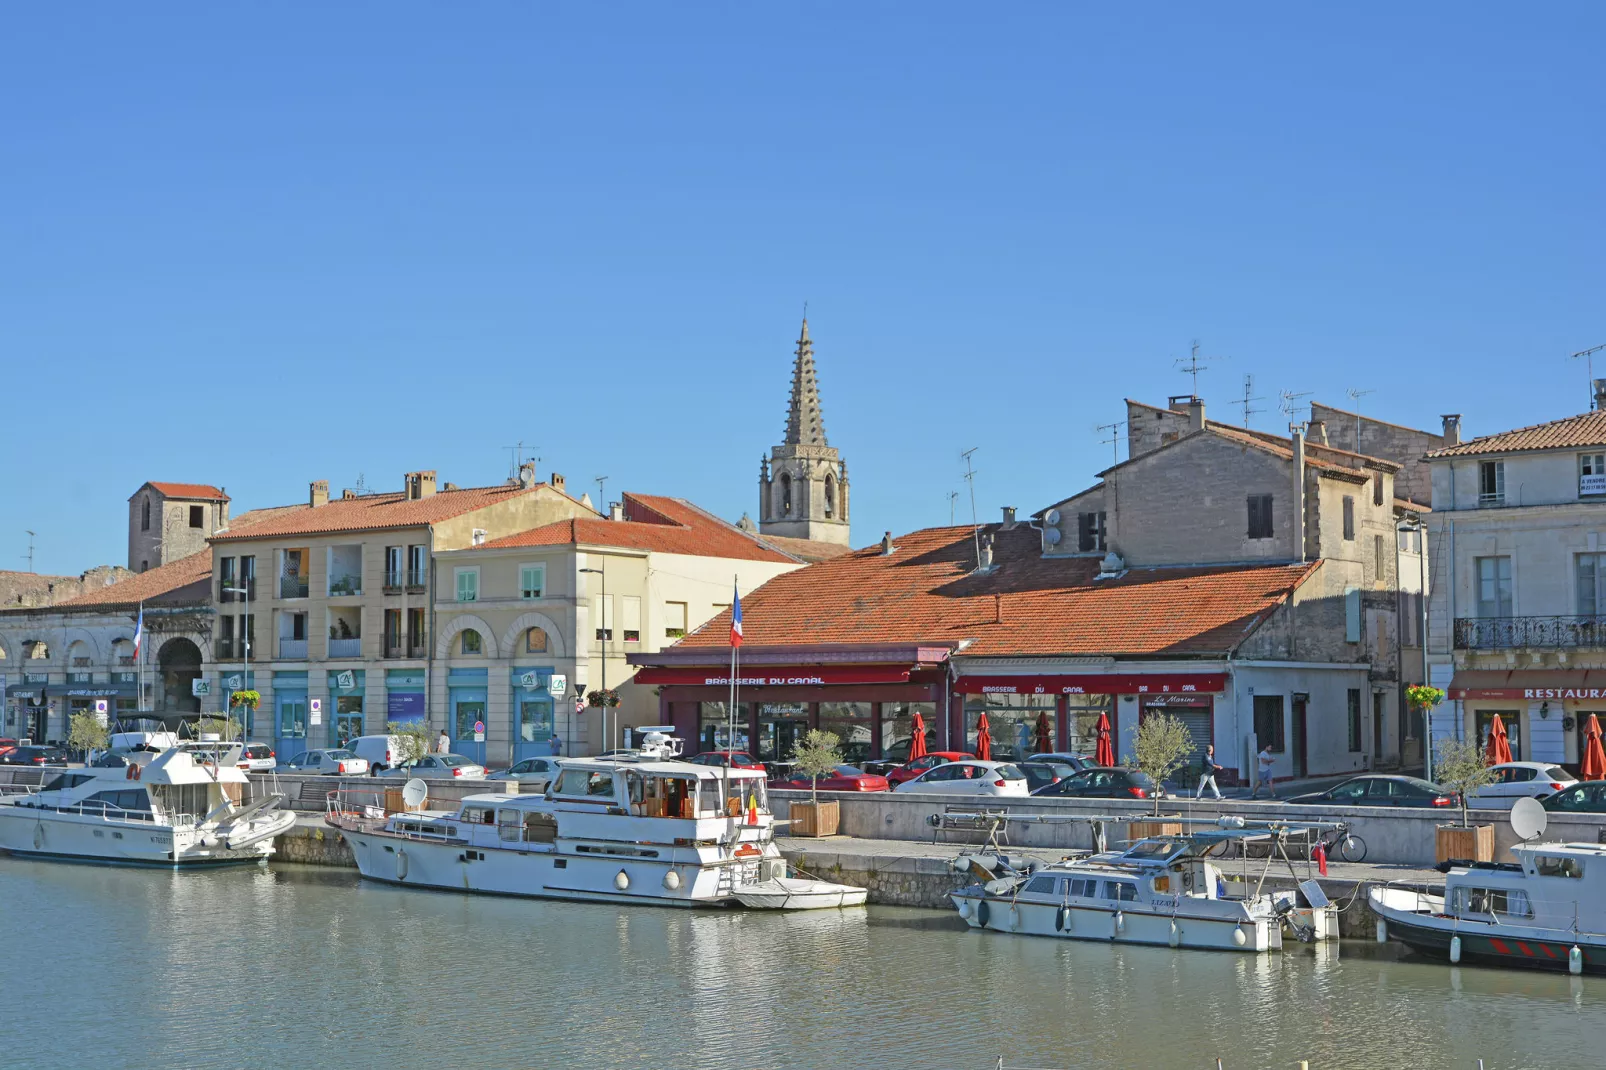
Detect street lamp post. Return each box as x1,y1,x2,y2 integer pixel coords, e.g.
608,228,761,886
223,584,251,747
579,566,607,755
1397,516,1432,780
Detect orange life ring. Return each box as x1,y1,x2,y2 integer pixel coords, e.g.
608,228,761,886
126,764,136,780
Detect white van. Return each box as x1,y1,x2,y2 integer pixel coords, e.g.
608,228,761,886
349,734,411,774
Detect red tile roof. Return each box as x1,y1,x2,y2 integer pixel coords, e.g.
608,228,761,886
752,533,855,563
476,494,797,563
55,550,216,609
138,482,229,501
1426,409,1606,458
675,525,1317,658
210,484,540,542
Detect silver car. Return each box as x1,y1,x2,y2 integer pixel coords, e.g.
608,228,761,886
236,743,277,773
486,756,563,788
281,748,370,776
378,753,487,780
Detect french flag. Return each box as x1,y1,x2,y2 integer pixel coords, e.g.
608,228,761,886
730,584,743,648
132,603,145,660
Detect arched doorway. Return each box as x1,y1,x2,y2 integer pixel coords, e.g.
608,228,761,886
158,637,203,713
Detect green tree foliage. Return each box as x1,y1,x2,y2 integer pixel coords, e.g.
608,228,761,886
387,721,433,768
68,711,110,757
792,729,843,805
1133,713,1192,813
1434,736,1498,829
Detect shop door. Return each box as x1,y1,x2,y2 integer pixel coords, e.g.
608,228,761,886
26,705,49,744
453,697,488,766
1290,695,1308,778
513,698,554,763
1164,706,1214,774
332,711,364,750
276,696,308,762
1475,709,1522,763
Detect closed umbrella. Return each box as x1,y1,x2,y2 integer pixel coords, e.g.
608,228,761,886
1094,712,1115,767
1485,713,1513,766
908,711,928,762
1581,714,1606,781
1034,712,1053,755
976,712,993,761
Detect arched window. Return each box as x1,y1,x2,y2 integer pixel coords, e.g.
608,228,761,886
142,498,151,531
526,627,549,653
460,629,482,655
25,639,50,660
779,472,792,516
824,473,836,518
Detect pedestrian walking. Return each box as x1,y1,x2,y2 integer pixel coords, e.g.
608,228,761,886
550,734,563,757
1252,744,1276,798
1196,743,1223,800
437,729,450,754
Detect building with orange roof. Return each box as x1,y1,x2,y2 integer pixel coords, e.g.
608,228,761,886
128,481,232,573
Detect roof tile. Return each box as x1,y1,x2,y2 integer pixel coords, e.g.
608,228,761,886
475,494,796,563
1426,409,1606,458
211,484,538,542
140,482,229,501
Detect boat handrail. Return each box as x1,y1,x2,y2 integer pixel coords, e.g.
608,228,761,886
8,798,164,824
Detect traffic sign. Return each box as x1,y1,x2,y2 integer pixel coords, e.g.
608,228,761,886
472,720,486,735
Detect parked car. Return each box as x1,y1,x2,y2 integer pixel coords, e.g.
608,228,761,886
378,753,487,779
1283,774,1457,809
861,734,939,776
349,734,411,774
1026,752,1094,772
1542,781,1606,813
236,743,277,773
893,760,1030,797
885,751,975,787
687,750,766,772
1020,760,1079,794
487,756,563,788
768,764,890,793
0,744,68,766
1467,762,1578,809
281,749,369,776
1031,766,1156,800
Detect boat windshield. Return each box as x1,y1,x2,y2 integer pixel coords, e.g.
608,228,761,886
1122,839,1186,862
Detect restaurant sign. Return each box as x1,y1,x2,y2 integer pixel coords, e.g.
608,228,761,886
632,666,913,687
954,674,1227,696
1451,685,1606,700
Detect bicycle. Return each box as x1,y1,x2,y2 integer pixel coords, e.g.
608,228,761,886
1313,821,1367,864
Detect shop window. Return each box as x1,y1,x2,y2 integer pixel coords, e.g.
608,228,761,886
699,702,750,754
1253,694,1284,752
1065,696,1113,755
963,693,1056,763
878,701,936,764
819,702,873,766
1247,495,1274,540
460,629,482,655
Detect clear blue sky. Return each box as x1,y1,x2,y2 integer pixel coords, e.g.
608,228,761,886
4,5,1603,575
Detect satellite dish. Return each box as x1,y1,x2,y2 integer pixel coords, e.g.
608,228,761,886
401,778,428,812
1045,509,1062,525
1511,796,1547,842
1044,528,1062,546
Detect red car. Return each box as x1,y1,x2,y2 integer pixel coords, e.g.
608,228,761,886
886,751,976,787
688,750,767,772
769,764,890,792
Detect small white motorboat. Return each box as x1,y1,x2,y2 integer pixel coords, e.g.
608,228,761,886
733,876,869,910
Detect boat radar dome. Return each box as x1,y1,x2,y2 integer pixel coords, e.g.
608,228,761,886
635,727,682,760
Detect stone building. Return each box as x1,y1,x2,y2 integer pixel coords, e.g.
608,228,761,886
1308,402,1455,508
128,481,231,572
1426,390,1606,767
757,319,851,547
0,566,131,609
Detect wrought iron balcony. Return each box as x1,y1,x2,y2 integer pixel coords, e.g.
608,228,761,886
1454,615,1606,650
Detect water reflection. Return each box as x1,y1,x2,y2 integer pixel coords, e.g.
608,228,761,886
0,859,1599,1070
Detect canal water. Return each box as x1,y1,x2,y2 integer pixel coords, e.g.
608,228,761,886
1,859,1600,1070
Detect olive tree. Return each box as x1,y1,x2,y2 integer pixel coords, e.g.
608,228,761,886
1434,737,1498,829
68,711,110,760
1133,713,1192,814
387,721,432,769
792,729,843,806
194,715,243,741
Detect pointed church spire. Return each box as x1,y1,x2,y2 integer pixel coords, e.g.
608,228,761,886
784,317,829,447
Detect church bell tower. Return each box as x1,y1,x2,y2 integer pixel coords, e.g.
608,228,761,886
758,318,851,545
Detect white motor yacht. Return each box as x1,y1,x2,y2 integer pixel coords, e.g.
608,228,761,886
0,743,295,867
950,827,1337,952
330,729,867,910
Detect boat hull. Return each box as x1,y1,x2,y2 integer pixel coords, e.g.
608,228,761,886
732,878,869,910
950,892,1276,952
1371,890,1606,975
0,806,275,867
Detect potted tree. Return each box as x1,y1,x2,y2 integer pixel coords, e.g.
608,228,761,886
788,729,843,838
384,720,434,812
1433,736,1498,863
67,710,110,764
1129,712,1192,839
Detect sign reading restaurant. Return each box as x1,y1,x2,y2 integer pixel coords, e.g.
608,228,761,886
954,674,1228,696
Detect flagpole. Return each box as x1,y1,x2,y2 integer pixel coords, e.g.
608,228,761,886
726,576,740,844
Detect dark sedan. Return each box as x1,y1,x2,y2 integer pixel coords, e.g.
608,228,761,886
1283,774,1456,808
768,764,890,793
1542,781,1606,813
0,744,68,766
1020,760,1079,794
1031,766,1157,800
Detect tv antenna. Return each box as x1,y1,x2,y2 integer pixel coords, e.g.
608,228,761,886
1345,387,1375,446
948,490,960,526
1095,420,1127,465
353,472,367,496
961,448,981,569
1571,344,1606,409
1175,340,1224,397
1279,390,1312,427
1236,375,1264,428
594,475,610,510
23,530,35,573
505,441,541,479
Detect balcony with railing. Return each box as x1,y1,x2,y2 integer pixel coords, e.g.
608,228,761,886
280,547,310,599
216,639,235,660
1454,616,1606,650
327,545,362,597
279,639,309,659
328,607,362,659
407,567,427,593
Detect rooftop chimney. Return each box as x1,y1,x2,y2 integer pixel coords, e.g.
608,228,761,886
404,471,438,500
609,501,624,522
1187,398,1206,431
550,473,566,492
518,461,537,490
881,531,895,556
1291,426,1307,564
342,489,356,500
1307,418,1328,446
1000,506,1017,530
309,480,329,508
1441,414,1462,446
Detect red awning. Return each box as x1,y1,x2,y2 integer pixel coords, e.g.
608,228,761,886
1448,669,1606,701
631,665,913,687
953,674,1226,696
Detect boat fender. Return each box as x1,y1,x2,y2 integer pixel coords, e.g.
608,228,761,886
1569,946,1583,976
1169,920,1180,948
1449,935,1461,964
1376,920,1388,944
1008,904,1020,931
958,900,972,919
396,849,408,881
1055,906,1070,932
1233,925,1247,947
977,900,990,927
663,870,682,891
615,869,630,891
33,823,44,851
1113,910,1125,937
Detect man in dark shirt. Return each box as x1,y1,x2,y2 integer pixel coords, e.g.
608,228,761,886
1196,743,1223,800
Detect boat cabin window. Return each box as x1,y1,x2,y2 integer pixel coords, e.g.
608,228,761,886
80,790,152,814
1450,887,1533,919
1103,880,1138,902
625,773,700,818
1065,878,1098,898
554,769,617,801
42,773,94,792
1024,875,1058,895
1534,855,1584,879
461,806,496,825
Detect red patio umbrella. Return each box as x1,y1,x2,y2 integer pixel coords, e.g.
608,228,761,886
1034,712,1053,755
1581,714,1606,781
1094,712,1115,768
908,712,928,762
1485,713,1513,767
976,712,993,761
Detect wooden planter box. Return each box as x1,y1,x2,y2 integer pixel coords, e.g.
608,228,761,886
1436,822,1494,864
789,800,840,838
1128,820,1183,841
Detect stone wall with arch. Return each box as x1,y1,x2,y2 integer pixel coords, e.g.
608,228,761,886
436,613,501,660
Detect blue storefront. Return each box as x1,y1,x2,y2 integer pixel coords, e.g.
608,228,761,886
385,669,426,727
274,671,308,761
328,669,366,748
511,666,556,762
448,668,488,766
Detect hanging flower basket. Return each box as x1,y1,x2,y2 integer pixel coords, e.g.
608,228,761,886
1406,685,1445,712
230,689,261,711
587,688,621,709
